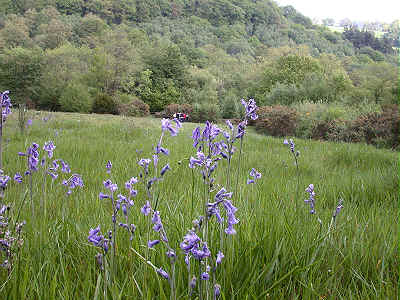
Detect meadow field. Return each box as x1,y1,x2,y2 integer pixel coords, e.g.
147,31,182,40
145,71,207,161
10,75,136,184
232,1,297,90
0,110,398,299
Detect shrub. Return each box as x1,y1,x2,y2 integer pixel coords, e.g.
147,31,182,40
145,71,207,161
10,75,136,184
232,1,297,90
311,119,355,142
255,105,298,137
118,98,150,117
190,102,221,123
350,104,399,149
59,82,92,113
92,93,118,114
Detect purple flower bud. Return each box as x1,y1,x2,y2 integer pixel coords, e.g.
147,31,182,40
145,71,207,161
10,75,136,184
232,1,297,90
43,141,56,159
189,276,197,290
14,173,22,183
156,267,169,280
200,272,209,280
148,239,160,248
166,249,176,258
141,201,151,216
106,161,112,174
214,284,221,298
216,251,224,265
160,164,170,176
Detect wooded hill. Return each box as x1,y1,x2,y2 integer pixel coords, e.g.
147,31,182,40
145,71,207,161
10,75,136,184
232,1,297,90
0,0,398,116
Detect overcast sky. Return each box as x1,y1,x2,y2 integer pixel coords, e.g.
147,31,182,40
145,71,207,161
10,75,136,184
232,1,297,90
274,0,400,23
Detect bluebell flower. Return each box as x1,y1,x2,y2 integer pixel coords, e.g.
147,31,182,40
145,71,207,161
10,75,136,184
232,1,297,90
305,184,316,214
148,239,160,248
141,201,151,216
43,141,56,159
106,161,112,174
216,251,224,266
333,199,344,218
156,267,169,280
14,173,22,183
214,284,221,298
160,164,170,176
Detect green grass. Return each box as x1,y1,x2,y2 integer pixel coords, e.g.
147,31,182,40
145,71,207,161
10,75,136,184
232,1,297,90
0,111,398,299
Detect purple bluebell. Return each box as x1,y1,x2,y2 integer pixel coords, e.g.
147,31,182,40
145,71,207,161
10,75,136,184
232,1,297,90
141,201,151,216
180,230,201,253
26,119,32,127
99,192,109,200
284,139,295,153
216,251,224,265
153,154,158,167
0,171,10,189
166,249,176,258
247,168,262,184
189,276,197,290
14,173,22,183
95,253,103,270
161,118,179,136
138,158,151,174
192,127,201,148
200,272,210,280
106,161,112,174
333,199,344,218
63,174,84,195
88,226,105,248
148,239,160,248
192,242,211,260
43,141,56,159
59,160,70,173
241,98,258,120
155,143,169,156
226,119,234,130
1,91,12,121
47,171,58,180
103,179,117,192
160,164,170,176
214,284,221,298
156,267,169,280
152,210,163,232
305,184,316,214
236,120,247,139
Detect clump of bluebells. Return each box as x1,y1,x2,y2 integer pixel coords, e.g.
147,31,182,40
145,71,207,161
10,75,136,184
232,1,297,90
87,100,261,299
0,91,12,169
16,141,83,217
0,169,26,275
17,141,82,193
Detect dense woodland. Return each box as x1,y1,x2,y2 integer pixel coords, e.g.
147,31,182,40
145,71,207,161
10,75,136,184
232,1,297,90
0,0,398,119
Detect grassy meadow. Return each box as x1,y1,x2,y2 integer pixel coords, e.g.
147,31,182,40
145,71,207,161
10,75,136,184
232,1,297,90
0,110,398,299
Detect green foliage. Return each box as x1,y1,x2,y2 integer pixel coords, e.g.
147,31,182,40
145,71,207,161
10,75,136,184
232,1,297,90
0,46,43,104
59,81,93,113
0,0,396,114
92,92,118,114
190,102,221,122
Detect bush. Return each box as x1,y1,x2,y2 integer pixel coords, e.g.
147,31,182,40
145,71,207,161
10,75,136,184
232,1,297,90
118,98,150,117
349,104,399,149
255,105,298,137
59,82,92,113
190,102,221,123
92,93,118,114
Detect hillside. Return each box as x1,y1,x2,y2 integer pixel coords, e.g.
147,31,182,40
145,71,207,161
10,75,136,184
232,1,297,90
0,0,397,115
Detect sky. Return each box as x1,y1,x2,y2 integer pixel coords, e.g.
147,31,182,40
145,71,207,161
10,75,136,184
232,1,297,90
274,0,400,23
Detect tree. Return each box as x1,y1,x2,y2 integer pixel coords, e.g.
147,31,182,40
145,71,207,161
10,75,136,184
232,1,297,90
322,18,335,26
0,47,43,104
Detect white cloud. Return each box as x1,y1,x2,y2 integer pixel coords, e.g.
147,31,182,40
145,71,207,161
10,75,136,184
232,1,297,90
274,0,400,22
